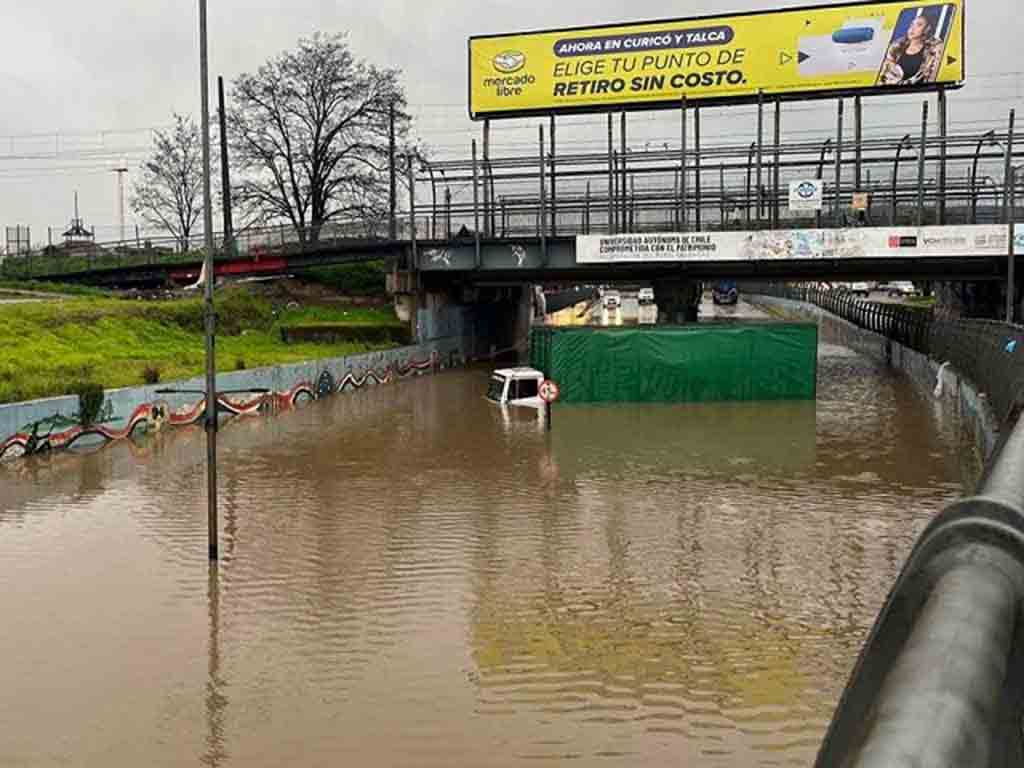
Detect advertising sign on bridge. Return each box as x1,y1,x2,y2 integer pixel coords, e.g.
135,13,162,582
469,0,965,118
576,225,1009,264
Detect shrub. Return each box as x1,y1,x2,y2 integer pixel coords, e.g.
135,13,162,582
73,380,106,426
142,364,161,384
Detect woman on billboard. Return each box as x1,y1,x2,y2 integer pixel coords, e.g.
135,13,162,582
878,7,952,86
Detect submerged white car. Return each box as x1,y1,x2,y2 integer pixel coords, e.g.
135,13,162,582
486,368,545,408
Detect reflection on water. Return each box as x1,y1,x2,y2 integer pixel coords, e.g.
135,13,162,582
0,336,968,767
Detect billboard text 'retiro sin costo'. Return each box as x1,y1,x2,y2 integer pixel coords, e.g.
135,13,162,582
469,0,965,119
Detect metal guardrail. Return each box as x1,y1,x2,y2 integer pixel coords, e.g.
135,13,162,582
750,283,1024,765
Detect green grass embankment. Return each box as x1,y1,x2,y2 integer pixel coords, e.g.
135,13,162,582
0,287,404,405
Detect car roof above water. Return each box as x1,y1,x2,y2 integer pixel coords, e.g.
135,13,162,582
493,367,544,380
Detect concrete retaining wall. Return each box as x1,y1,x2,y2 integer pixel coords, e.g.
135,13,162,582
1,335,465,463
750,294,1001,461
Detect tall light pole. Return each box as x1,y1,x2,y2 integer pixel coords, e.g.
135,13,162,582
111,165,128,243
199,0,218,561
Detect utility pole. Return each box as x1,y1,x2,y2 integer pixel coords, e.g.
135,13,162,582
198,0,218,562
112,165,128,242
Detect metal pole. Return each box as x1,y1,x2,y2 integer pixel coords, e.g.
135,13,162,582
773,98,781,228
854,95,863,196
1005,109,1016,322
835,98,844,227
756,90,764,225
585,181,591,234
198,0,218,562
217,76,234,253
407,154,418,275
917,100,929,227
482,120,490,238
549,115,557,238
539,125,548,264
607,113,615,234
680,96,688,231
817,139,832,230
389,102,397,241
1004,110,1016,224
471,140,480,268
445,187,452,239
938,88,948,225
694,106,702,230
1009,166,1017,323
620,112,627,233
892,134,911,225
745,142,755,228
719,164,726,227
971,131,995,225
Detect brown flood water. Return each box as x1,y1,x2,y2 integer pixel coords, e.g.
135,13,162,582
0,328,971,767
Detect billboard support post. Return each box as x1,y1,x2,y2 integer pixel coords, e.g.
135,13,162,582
938,88,948,225
695,107,702,230
835,99,844,227
680,96,688,232
549,115,557,238
584,181,591,234
607,114,614,234
756,90,764,225
719,164,726,227
471,139,480,269
917,100,929,227
620,113,628,233
773,99,782,229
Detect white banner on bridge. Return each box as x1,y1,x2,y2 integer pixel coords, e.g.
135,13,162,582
577,226,1018,264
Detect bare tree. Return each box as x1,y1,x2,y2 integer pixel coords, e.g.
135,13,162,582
132,114,206,250
229,33,415,243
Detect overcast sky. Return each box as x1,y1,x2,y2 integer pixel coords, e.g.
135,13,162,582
1,0,1020,243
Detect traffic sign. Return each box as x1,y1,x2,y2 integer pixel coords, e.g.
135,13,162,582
539,379,560,404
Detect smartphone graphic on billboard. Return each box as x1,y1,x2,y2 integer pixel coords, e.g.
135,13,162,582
876,4,957,86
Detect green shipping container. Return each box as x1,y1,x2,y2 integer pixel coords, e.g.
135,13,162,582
529,323,818,404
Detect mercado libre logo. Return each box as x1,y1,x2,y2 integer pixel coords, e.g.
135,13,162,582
493,51,526,73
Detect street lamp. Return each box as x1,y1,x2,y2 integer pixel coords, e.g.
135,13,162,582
198,0,219,561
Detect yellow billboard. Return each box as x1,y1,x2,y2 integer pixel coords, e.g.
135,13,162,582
469,1,965,119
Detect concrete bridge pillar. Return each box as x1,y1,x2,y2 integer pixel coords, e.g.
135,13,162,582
654,279,703,324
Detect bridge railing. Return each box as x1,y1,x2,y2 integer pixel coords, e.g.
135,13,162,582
0,217,436,282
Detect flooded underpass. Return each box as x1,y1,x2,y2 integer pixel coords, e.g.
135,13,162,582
0,316,973,767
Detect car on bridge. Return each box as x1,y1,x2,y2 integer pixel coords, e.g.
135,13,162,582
712,281,738,306
881,280,918,298
638,287,655,305
603,290,622,310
